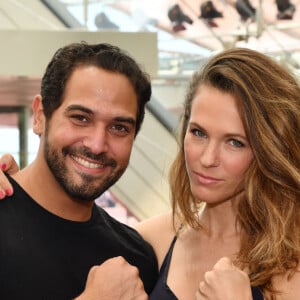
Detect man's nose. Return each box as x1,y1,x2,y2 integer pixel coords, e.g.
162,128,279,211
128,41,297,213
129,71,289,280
82,127,109,154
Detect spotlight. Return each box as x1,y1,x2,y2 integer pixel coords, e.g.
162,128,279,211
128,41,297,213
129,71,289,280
199,1,223,27
275,0,296,19
235,0,256,22
95,12,119,30
167,4,193,32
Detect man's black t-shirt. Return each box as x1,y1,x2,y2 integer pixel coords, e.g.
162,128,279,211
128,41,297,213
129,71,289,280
0,176,158,299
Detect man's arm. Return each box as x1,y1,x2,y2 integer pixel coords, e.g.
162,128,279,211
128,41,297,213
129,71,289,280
75,256,148,300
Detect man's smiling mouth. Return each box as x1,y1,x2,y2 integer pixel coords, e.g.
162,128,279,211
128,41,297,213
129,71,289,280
71,155,104,169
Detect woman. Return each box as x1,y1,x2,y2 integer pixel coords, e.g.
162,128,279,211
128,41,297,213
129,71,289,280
1,48,300,299
136,48,300,299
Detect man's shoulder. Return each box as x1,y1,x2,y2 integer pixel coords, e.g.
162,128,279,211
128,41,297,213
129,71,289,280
0,175,25,207
94,205,152,247
93,205,159,285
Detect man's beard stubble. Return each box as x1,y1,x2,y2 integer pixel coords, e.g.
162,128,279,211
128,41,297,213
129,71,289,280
43,136,125,203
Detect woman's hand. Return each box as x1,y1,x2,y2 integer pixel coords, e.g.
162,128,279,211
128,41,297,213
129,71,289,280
0,153,19,199
196,257,252,300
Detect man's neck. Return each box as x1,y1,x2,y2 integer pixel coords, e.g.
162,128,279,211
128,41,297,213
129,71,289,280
12,162,94,222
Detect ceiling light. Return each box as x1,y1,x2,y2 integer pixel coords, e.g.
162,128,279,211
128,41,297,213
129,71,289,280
167,4,193,32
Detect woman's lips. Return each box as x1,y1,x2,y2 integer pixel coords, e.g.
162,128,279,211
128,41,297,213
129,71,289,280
195,172,222,185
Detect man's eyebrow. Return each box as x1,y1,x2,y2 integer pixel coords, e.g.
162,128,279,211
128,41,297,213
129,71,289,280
114,117,136,126
65,105,92,114
65,104,136,126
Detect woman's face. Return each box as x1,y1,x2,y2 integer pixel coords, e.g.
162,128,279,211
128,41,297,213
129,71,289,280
184,84,253,205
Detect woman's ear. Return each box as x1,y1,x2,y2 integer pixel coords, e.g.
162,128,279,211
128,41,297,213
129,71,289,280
32,95,45,136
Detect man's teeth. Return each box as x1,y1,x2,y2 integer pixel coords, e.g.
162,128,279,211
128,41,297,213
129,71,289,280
72,156,104,168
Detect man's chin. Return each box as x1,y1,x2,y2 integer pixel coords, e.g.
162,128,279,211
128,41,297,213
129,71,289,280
59,180,100,202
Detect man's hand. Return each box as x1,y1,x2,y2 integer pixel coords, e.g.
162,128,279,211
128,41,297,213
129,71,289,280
196,257,252,300
0,153,19,199
75,256,148,300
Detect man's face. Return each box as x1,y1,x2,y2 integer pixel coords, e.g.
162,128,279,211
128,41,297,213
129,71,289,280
35,66,137,202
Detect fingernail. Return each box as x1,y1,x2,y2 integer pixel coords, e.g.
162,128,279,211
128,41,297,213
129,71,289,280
0,191,4,199
0,163,6,170
5,189,12,196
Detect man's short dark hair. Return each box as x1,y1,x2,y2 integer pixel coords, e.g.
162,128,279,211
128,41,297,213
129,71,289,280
41,42,151,135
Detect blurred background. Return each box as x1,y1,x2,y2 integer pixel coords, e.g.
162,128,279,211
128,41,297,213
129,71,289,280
0,0,299,223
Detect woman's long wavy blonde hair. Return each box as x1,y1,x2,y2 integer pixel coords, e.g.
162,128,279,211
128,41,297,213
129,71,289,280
170,48,300,297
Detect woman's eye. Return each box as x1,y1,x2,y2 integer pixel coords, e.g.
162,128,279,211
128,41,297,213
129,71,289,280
229,139,245,148
191,128,206,138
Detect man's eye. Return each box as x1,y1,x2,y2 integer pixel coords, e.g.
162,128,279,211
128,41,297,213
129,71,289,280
110,124,132,137
70,115,88,123
112,124,129,132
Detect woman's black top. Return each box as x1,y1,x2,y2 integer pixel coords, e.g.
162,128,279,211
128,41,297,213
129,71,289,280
149,236,264,300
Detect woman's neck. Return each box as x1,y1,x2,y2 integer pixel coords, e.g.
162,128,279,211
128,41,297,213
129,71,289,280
199,198,241,238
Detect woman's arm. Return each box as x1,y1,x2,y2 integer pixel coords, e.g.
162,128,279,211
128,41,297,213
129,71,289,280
134,212,175,269
196,257,252,300
0,153,19,198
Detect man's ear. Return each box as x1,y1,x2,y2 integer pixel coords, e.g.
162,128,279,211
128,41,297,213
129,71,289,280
32,95,45,136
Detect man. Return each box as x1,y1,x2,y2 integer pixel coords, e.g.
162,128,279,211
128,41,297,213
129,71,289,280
0,42,158,299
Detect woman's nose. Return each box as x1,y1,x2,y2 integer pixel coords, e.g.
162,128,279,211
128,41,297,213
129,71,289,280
199,142,220,167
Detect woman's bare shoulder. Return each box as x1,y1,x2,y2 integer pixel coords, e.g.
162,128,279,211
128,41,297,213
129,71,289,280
271,268,300,300
135,212,174,242
134,212,177,267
